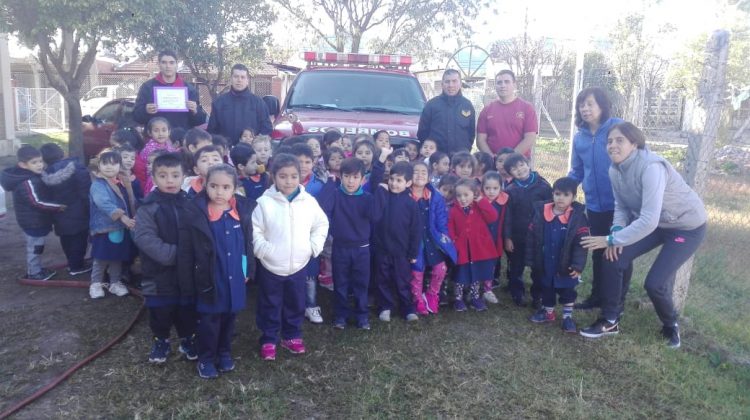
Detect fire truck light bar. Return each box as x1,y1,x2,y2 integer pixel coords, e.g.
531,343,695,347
302,51,412,67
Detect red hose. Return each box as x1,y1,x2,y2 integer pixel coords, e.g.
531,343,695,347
0,274,144,419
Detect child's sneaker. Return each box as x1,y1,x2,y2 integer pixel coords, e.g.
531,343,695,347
305,306,324,324
281,338,306,354
531,298,543,311
318,275,334,291
179,336,198,361
424,293,439,314
529,309,556,323
471,298,488,312
406,313,419,322
217,355,235,372
197,362,218,379
108,282,129,297
378,310,391,322
148,337,170,363
357,321,371,330
89,282,105,299
68,265,92,276
561,317,577,333
454,299,467,312
260,343,276,361
483,291,499,304
333,318,346,330
27,268,56,281
415,299,428,315
511,295,525,307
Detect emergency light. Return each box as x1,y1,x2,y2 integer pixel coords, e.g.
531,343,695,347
302,52,412,68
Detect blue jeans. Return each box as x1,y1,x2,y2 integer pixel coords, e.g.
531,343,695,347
332,246,370,323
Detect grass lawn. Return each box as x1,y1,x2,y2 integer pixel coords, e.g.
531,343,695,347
1,137,748,418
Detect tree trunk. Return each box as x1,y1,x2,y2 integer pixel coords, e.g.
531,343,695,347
64,90,84,159
674,30,730,312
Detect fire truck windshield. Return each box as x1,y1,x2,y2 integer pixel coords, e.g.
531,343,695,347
287,70,425,115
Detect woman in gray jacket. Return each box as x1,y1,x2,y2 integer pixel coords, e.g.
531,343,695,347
579,122,707,348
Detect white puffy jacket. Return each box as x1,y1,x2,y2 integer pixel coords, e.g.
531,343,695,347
251,185,329,276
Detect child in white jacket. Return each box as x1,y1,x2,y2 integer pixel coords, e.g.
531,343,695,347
252,153,329,361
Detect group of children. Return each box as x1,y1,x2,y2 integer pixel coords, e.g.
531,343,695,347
1,120,591,379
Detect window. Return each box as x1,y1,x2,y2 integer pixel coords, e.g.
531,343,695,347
94,103,120,123
287,71,425,114
85,87,107,101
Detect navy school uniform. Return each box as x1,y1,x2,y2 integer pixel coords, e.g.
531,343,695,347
318,180,386,324
503,171,552,301
178,192,254,365
372,189,421,317
239,173,269,202
526,201,589,308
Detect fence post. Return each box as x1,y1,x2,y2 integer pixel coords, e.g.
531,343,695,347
673,30,730,312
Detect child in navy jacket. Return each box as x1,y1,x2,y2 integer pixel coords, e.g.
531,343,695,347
0,145,65,280
319,157,387,329
372,161,421,322
503,153,553,307
40,143,91,275
134,153,197,364
230,143,269,202
178,164,255,378
525,177,589,333
409,161,457,315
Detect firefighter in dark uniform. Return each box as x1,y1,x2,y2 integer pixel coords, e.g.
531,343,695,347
417,69,476,155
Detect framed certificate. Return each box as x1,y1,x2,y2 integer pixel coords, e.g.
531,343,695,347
153,86,188,112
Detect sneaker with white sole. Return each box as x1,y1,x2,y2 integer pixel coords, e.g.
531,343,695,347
580,318,620,338
108,282,129,297
89,283,105,299
661,325,681,349
406,313,419,322
27,268,56,281
483,291,499,304
379,310,391,322
304,306,324,324
68,265,92,276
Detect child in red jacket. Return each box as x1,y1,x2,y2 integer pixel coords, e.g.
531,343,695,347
448,178,498,312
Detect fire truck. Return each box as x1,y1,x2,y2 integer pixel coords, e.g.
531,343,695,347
268,52,426,146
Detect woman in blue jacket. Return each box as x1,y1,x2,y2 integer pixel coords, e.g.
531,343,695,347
567,87,631,310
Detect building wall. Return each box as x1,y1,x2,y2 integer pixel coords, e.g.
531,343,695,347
0,34,18,157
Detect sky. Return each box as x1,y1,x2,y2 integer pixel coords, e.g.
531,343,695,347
7,0,738,66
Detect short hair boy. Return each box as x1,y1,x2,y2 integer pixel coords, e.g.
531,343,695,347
133,152,197,363
182,145,223,198
0,145,65,280
40,143,92,275
525,177,589,333
231,143,268,201
502,153,553,307
317,157,387,329
372,161,421,321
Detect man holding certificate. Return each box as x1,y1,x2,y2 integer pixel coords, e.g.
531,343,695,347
133,50,207,131
207,63,272,146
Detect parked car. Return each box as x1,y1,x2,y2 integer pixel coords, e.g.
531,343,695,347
80,85,137,117
82,97,138,160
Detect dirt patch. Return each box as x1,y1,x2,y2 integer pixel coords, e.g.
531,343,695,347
0,212,141,416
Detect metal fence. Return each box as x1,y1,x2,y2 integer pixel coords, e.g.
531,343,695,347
13,87,67,132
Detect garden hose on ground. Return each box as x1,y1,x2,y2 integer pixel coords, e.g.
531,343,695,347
0,266,144,419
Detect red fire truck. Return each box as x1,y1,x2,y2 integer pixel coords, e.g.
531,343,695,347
268,52,426,146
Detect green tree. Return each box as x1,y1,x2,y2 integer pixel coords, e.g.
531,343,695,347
272,0,480,59
0,0,156,158
133,0,276,100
